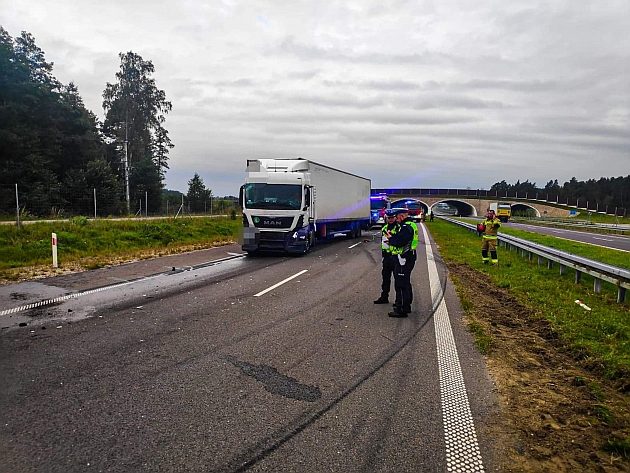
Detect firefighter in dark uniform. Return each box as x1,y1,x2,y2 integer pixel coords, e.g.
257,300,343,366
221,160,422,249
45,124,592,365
374,209,399,304
385,208,419,317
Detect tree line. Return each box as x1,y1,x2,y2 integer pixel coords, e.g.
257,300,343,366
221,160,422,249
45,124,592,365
0,27,178,217
490,176,629,209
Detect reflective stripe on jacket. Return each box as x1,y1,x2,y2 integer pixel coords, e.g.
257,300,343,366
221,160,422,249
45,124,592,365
482,217,501,239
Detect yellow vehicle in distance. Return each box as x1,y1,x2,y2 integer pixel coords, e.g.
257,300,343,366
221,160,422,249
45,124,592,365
489,202,512,222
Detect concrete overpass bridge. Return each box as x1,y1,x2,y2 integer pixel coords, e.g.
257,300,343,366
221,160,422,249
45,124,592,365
372,188,577,218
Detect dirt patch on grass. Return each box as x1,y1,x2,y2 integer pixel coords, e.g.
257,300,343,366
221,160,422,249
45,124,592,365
448,262,629,473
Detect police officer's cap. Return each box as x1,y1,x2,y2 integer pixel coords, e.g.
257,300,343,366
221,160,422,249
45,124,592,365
385,209,396,217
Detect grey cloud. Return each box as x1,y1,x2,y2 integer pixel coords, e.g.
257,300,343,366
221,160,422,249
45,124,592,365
451,79,562,92
214,78,257,88
281,92,384,109
322,79,421,91
276,36,461,66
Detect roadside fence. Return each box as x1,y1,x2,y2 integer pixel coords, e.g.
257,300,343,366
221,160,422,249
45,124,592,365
0,184,238,224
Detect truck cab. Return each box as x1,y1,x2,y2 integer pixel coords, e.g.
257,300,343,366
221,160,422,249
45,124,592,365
489,202,512,222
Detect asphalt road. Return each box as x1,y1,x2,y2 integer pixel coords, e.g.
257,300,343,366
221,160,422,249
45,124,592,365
0,229,498,472
503,222,630,253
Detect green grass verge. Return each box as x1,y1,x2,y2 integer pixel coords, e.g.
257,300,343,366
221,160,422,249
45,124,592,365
428,219,630,382
498,226,630,270
0,217,242,270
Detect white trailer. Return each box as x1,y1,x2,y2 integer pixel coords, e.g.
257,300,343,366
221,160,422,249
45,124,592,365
239,158,371,254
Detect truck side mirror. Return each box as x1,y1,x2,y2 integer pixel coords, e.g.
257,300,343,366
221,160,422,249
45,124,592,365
303,187,310,210
239,186,244,208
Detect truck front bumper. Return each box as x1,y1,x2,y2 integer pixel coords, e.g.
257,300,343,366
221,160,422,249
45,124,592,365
242,228,309,254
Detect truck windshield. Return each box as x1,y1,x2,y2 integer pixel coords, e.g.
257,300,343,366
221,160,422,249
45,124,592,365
244,183,303,210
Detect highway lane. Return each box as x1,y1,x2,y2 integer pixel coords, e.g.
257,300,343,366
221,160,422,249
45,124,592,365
0,230,498,472
503,222,630,253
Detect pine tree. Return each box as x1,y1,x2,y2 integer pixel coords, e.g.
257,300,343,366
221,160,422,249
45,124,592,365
102,52,173,213
187,173,212,213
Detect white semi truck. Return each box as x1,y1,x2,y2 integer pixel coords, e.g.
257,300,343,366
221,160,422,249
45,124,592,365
239,158,371,254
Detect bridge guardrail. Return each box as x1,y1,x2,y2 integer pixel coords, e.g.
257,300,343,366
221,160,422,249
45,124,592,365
438,216,629,303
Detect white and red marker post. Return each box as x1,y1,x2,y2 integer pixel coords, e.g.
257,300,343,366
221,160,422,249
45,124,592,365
52,232,58,268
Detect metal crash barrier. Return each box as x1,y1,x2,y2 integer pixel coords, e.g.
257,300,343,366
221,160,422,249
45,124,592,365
438,216,629,303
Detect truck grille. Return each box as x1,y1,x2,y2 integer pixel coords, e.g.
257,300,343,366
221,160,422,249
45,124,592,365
252,216,294,228
258,231,287,249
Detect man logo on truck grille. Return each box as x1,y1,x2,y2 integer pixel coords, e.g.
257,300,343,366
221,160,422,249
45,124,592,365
253,217,260,224
263,219,282,226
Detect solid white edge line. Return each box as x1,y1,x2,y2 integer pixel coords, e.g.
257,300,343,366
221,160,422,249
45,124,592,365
348,241,362,249
421,223,486,473
253,270,308,297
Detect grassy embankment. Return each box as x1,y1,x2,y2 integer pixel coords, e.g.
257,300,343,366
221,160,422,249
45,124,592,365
427,218,629,381
0,216,242,280
498,226,630,270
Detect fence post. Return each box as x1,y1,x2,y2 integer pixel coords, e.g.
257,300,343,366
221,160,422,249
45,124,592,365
15,183,21,228
93,188,97,218
145,191,148,217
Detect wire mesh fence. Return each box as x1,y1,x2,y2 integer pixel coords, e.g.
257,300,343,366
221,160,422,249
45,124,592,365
0,184,239,223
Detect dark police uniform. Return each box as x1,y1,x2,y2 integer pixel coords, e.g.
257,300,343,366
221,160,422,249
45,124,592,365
374,210,399,304
386,212,419,317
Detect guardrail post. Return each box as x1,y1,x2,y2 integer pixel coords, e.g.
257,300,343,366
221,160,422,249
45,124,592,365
618,287,626,304
559,265,565,275
537,256,543,266
594,279,602,294
575,270,582,284
547,260,553,270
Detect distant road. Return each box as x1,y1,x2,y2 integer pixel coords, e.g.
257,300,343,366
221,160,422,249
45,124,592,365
503,222,630,252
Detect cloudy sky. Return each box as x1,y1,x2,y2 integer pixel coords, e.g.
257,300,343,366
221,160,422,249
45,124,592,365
3,0,629,196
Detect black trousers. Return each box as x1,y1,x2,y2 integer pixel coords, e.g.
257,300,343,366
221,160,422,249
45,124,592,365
393,252,417,313
380,253,396,299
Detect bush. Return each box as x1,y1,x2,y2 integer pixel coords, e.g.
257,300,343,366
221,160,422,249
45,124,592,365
70,216,89,226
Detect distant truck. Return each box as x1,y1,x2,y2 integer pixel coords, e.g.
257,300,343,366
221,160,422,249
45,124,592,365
489,202,512,222
239,158,371,254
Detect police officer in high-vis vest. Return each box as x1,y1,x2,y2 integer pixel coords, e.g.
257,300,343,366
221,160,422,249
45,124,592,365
385,208,419,317
374,209,399,304
480,209,501,264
